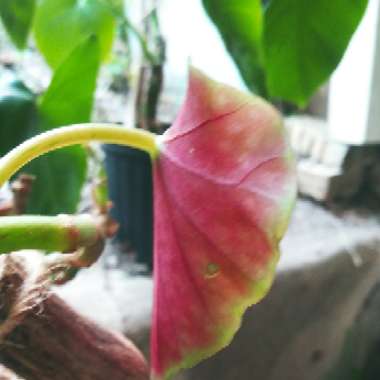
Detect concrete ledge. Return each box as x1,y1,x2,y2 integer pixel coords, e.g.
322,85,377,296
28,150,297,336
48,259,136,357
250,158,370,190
56,199,380,380
286,115,380,202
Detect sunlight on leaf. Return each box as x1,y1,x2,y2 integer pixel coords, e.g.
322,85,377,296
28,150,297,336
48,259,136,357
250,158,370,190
34,0,115,68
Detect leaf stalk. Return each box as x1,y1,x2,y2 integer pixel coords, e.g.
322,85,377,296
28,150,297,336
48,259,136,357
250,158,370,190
0,123,159,188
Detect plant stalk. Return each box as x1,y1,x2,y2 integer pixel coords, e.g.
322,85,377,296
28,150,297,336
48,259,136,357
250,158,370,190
0,214,102,254
0,123,159,189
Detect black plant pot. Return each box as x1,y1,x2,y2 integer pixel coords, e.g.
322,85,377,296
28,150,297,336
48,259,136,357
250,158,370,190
103,144,153,269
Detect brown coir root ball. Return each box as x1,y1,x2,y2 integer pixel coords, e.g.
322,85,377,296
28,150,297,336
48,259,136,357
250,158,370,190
0,253,149,380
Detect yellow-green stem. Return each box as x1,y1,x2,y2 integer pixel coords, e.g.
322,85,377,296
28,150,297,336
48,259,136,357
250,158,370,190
0,123,159,188
0,214,99,254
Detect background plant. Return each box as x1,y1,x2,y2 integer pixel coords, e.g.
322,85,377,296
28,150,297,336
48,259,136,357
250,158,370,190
0,36,100,214
0,0,159,215
0,0,369,216
202,0,368,106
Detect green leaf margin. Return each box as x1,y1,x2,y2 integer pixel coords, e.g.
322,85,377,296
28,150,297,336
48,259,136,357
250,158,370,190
0,0,35,49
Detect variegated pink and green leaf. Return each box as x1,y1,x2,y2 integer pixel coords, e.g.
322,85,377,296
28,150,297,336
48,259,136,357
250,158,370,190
151,68,296,379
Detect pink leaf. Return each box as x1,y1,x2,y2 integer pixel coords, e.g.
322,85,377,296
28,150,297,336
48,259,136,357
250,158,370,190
151,68,296,379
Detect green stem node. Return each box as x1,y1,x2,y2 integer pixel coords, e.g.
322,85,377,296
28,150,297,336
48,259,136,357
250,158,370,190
0,214,100,254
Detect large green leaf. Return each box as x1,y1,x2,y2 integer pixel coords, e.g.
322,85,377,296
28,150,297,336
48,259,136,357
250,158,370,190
0,0,35,49
39,35,101,126
0,75,37,156
33,0,115,68
25,36,101,215
263,0,369,106
202,0,267,96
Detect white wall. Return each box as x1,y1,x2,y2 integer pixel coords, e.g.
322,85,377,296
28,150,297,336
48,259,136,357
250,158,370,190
328,0,380,145
159,0,246,90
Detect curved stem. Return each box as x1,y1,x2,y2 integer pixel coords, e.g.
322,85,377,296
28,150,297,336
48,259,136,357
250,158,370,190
0,123,159,188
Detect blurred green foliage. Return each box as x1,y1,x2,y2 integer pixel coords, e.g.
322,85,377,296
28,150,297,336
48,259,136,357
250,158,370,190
34,0,116,69
203,0,369,106
202,0,266,96
0,37,100,214
0,0,370,215
25,36,100,215
38,35,100,127
263,0,369,106
0,0,35,49
0,77,37,157
0,0,158,215
0,0,110,215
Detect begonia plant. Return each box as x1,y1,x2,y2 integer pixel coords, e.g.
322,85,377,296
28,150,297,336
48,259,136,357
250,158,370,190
0,68,296,379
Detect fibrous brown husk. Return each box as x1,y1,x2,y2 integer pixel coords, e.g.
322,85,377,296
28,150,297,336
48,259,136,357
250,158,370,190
0,253,149,380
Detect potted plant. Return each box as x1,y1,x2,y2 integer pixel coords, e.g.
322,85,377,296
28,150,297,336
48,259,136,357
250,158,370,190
0,0,164,268
0,1,370,378
103,5,166,270
0,68,297,379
